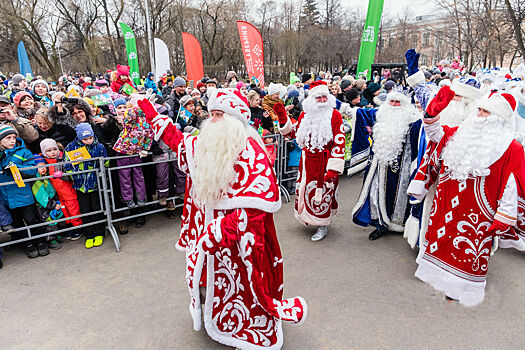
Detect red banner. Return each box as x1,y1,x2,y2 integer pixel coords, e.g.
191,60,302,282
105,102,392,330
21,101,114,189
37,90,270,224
236,21,265,89
181,32,204,84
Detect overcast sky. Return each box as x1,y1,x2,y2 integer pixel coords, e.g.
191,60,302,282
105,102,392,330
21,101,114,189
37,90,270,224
342,0,437,17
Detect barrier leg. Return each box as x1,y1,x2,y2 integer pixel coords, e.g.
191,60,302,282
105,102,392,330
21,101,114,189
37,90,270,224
99,159,121,253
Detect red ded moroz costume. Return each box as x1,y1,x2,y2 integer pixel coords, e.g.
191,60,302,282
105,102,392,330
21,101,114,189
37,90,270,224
137,89,306,349
408,88,525,306
277,81,345,227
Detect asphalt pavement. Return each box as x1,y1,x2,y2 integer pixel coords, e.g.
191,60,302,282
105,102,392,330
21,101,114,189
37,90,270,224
1,175,524,349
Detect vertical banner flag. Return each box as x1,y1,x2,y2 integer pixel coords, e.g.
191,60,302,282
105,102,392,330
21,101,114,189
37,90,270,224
154,38,171,82
181,33,204,84
17,41,33,77
236,21,265,89
119,23,141,86
356,0,384,80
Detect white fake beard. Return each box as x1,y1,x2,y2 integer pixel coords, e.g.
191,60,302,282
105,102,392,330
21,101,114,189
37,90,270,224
439,98,476,127
442,113,511,181
296,95,334,151
372,103,417,166
192,114,248,206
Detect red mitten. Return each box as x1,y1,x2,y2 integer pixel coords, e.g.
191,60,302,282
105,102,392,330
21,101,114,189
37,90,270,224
324,170,338,183
219,211,241,247
200,211,240,254
137,98,158,124
488,219,511,235
426,85,455,117
273,103,288,125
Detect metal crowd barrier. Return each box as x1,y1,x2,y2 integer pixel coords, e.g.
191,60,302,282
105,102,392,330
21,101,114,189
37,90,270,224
0,157,116,249
0,135,297,255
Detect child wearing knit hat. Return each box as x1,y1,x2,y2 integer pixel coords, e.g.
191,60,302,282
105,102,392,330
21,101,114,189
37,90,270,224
40,138,83,240
31,154,65,249
64,123,108,248
0,125,48,258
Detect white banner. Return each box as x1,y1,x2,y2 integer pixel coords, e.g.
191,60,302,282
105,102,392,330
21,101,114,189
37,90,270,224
154,38,170,82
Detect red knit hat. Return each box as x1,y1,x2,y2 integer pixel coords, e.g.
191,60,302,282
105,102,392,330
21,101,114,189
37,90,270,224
13,91,32,107
116,64,130,76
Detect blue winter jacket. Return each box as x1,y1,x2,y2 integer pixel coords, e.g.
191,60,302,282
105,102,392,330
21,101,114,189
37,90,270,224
286,139,302,167
0,193,13,226
144,78,160,95
0,138,37,209
64,136,108,193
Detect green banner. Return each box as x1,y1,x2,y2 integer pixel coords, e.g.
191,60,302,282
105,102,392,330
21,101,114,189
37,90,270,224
356,0,384,80
119,22,141,86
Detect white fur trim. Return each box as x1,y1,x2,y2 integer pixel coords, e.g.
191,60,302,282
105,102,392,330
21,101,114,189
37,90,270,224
477,93,515,121
308,84,330,98
403,215,420,249
451,80,480,100
278,118,293,135
498,236,525,251
387,91,411,106
326,158,345,174
351,157,378,218
407,180,428,200
417,183,437,263
207,88,251,123
347,161,367,176
215,196,282,213
378,164,405,232
415,257,486,307
406,70,426,88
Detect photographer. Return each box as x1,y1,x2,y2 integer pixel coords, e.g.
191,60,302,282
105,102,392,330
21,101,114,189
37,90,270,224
0,95,38,146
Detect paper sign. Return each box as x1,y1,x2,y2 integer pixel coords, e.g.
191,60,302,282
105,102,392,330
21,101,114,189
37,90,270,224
121,83,137,96
65,88,80,98
66,146,91,165
8,164,25,187
91,93,114,107
176,106,192,123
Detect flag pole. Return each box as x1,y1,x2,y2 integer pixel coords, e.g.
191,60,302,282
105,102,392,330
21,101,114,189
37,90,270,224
144,0,155,75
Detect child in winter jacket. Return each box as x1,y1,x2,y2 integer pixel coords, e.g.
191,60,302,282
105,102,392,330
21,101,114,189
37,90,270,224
40,138,83,240
32,154,64,249
112,106,154,208
0,125,48,258
64,123,108,249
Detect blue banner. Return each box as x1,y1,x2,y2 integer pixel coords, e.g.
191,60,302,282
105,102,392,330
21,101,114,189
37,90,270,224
17,41,33,77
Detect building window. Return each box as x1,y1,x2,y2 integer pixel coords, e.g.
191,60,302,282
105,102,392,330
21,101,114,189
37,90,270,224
420,54,428,66
422,33,430,46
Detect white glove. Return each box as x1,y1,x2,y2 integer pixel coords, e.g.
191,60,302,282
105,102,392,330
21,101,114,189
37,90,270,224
139,150,149,158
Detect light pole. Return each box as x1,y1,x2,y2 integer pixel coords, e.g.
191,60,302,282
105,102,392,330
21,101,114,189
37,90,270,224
144,0,155,75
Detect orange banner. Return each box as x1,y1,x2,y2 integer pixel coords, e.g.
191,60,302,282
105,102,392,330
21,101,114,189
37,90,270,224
181,32,204,84
236,21,265,89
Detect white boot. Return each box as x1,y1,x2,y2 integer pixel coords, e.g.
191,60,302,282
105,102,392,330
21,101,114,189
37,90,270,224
311,226,327,241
